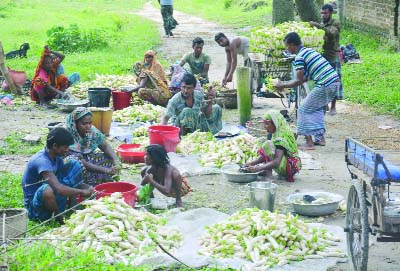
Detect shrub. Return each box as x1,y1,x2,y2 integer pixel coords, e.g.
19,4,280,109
46,24,108,53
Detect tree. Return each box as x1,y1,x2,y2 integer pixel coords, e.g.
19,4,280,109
272,0,295,25
294,0,320,22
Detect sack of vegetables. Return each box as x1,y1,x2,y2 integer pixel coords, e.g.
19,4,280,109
250,21,325,58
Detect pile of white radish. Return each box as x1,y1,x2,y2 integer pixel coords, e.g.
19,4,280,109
177,132,258,168
199,134,258,168
199,208,345,270
113,103,165,124
42,193,182,265
68,74,138,99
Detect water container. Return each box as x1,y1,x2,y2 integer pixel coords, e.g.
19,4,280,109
94,182,137,207
87,88,111,107
112,90,132,110
246,182,278,211
89,107,113,136
148,125,180,153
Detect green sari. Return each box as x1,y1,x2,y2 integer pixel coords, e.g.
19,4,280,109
259,110,301,181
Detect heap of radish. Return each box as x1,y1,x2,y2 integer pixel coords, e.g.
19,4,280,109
199,208,345,270
42,193,182,264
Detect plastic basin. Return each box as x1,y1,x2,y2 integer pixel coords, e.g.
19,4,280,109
116,144,146,164
94,182,137,207
148,125,180,153
112,90,132,110
286,191,344,216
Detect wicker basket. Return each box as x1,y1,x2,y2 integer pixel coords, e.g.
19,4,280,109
216,89,237,109
246,119,268,138
0,208,27,240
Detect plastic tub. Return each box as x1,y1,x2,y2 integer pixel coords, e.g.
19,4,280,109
89,107,113,136
87,88,111,107
148,125,180,153
116,144,146,164
94,182,137,207
112,91,132,110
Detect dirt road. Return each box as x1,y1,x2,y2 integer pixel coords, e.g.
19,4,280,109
1,2,400,270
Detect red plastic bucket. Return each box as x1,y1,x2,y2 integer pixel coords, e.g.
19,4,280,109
112,91,132,110
94,182,137,207
148,125,180,153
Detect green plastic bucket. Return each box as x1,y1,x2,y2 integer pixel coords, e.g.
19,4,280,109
87,88,111,107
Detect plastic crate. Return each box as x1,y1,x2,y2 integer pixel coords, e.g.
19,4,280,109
263,58,292,81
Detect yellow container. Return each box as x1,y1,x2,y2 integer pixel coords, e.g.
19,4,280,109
89,107,113,136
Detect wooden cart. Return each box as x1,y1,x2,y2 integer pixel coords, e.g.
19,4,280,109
345,137,400,271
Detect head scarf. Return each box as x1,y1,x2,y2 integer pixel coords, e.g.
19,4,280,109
31,48,68,101
264,110,298,156
65,107,105,154
141,50,168,84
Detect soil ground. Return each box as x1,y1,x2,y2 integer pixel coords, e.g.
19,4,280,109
1,2,400,270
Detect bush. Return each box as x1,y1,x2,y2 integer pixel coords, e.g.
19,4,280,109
46,24,108,53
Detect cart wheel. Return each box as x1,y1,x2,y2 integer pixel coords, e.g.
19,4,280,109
346,181,369,271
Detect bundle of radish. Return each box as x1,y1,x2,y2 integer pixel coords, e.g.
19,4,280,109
42,193,182,264
199,208,345,270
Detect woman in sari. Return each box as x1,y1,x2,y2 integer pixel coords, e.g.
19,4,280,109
242,110,301,182
126,50,171,106
31,46,69,107
65,107,120,186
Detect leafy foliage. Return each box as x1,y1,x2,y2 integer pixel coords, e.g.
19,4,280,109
0,172,23,208
46,24,108,53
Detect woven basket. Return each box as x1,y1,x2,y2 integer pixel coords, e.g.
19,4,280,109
246,119,268,138
0,208,27,240
216,89,237,109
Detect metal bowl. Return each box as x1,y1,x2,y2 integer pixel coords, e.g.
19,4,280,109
286,191,344,217
56,99,89,112
221,164,259,183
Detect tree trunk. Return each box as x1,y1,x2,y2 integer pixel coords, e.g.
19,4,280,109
272,0,295,25
0,41,20,95
294,0,320,22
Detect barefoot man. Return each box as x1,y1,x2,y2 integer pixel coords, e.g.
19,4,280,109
275,32,340,150
214,32,249,86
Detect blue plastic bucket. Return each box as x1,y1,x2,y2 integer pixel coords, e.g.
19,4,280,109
87,88,111,107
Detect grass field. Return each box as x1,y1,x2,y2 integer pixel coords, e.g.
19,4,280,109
159,0,272,28
0,0,159,80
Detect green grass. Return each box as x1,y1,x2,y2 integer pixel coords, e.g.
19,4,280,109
0,0,159,80
0,172,24,208
162,0,272,28
340,30,400,117
0,131,45,155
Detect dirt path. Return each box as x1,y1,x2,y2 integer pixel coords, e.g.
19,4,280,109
135,2,235,84
1,2,400,270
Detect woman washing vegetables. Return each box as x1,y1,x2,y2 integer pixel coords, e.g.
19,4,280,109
242,110,301,182
65,107,121,186
140,144,191,207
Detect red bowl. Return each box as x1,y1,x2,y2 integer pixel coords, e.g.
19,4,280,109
94,182,137,207
116,144,146,164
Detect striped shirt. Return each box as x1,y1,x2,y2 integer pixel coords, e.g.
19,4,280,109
294,46,339,86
